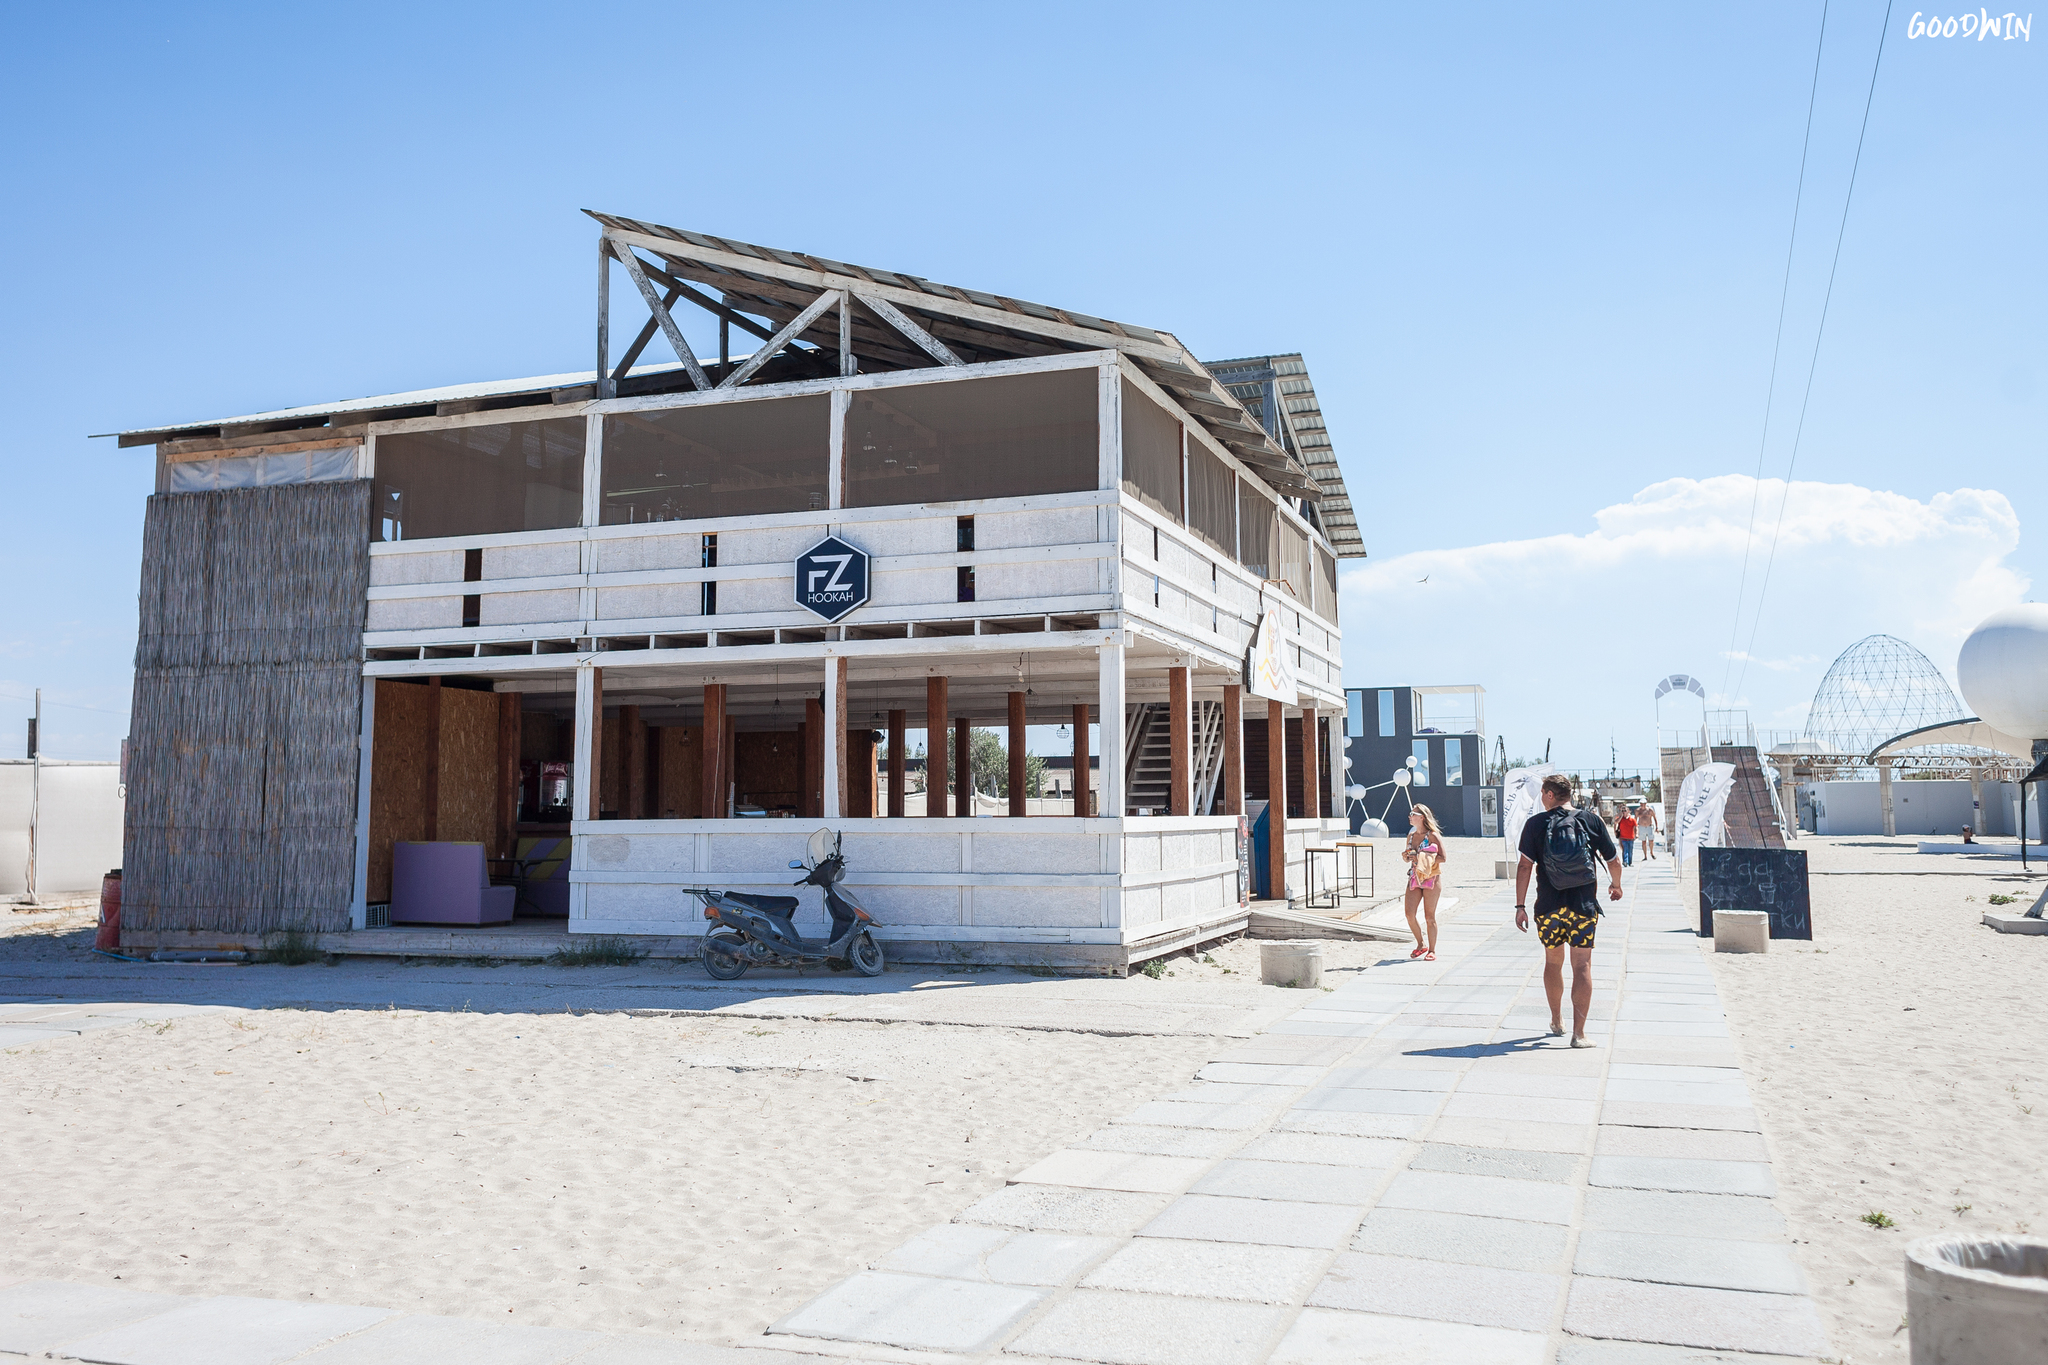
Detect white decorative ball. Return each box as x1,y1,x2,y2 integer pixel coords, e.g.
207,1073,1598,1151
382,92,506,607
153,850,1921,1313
1358,818,1391,839
1392,768,1411,787
1957,604,2048,740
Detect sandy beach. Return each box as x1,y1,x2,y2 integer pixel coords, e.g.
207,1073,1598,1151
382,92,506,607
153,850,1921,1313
1690,834,2047,1364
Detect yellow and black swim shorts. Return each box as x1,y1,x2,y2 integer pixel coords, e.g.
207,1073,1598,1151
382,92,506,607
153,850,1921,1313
1536,904,1599,949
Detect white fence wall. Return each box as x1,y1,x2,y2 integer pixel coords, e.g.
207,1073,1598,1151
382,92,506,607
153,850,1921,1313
0,762,124,895
1801,779,2022,836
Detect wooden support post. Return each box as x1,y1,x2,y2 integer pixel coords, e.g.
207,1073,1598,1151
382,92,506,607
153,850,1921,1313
955,717,972,818
1299,704,1320,822
596,238,612,400
840,293,856,377
1073,704,1091,817
1222,684,1244,817
1169,666,1192,817
584,669,605,821
804,698,825,818
496,692,520,858
723,712,736,817
622,704,646,820
925,677,948,819
827,656,848,819
1267,698,1288,902
887,709,907,818
701,683,726,820
1008,691,1027,817
423,676,442,840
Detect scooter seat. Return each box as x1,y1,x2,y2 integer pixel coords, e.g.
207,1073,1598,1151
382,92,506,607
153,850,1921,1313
724,892,800,915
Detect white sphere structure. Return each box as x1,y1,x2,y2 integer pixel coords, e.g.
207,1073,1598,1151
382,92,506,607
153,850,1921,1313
1958,604,2048,741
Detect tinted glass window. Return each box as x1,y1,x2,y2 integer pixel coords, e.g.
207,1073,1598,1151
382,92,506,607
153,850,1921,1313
1120,380,1181,522
374,417,585,542
602,394,829,523
1411,740,1430,786
845,369,1097,508
1378,690,1395,737
1445,742,1463,786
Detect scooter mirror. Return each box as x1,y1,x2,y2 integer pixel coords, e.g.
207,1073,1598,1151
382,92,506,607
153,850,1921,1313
788,860,804,869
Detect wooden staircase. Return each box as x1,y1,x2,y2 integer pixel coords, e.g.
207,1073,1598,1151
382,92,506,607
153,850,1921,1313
1710,745,1786,849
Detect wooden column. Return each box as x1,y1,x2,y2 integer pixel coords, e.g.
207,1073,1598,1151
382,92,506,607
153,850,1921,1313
1299,704,1320,822
496,692,521,857
954,718,972,818
887,709,907,817
1007,691,1028,817
829,656,848,819
1168,666,1191,817
1073,704,1091,817
584,668,605,822
1267,698,1288,902
925,677,948,818
622,704,646,819
701,683,726,820
722,712,736,816
804,698,825,818
422,676,443,840
1222,684,1244,816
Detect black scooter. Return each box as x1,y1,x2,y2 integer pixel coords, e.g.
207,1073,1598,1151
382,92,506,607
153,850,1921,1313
690,828,886,979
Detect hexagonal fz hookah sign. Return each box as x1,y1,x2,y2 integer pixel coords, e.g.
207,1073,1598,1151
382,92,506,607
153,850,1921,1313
794,535,871,622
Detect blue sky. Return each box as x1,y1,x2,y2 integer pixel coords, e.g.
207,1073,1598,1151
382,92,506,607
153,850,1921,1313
1,2,2039,766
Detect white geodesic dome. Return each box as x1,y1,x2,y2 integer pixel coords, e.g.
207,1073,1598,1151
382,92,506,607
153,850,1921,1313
1804,635,1967,754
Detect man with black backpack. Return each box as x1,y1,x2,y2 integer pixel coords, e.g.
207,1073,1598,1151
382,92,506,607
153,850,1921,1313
1513,773,1624,1048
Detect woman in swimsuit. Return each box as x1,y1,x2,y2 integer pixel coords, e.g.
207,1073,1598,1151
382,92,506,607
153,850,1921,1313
1402,804,1447,960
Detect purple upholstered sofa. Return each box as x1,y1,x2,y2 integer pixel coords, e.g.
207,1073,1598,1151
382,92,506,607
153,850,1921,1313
390,842,516,926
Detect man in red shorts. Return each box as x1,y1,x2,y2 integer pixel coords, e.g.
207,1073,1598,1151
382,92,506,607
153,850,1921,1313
1514,774,1623,1047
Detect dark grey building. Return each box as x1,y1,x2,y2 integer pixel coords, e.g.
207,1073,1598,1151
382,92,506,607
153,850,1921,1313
1344,685,1500,839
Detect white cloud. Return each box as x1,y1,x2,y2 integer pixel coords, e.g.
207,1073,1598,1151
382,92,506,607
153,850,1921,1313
1339,475,2027,771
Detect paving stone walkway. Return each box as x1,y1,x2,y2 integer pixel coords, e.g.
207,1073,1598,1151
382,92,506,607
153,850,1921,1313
764,858,1833,1364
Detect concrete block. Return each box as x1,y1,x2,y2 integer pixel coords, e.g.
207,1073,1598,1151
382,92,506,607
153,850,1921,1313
58,1296,394,1365
1269,1306,1548,1365
1983,911,2048,934
1261,941,1324,988
1563,1276,1831,1357
1352,1208,1570,1273
1009,1149,1210,1194
1141,1193,1361,1249
1710,911,1769,953
1008,1288,1287,1365
0,1281,184,1354
1905,1233,2048,1365
769,1270,1041,1353
1081,1238,1327,1303
1191,1159,1387,1205
1309,1251,1562,1332
1575,1231,1808,1296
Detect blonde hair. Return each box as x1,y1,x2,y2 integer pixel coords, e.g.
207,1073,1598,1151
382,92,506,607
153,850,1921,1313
1410,804,1444,843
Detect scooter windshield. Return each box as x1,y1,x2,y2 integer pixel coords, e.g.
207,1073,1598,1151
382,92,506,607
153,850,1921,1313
806,826,836,867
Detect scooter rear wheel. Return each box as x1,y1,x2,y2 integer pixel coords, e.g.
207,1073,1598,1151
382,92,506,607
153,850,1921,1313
849,933,885,977
702,931,749,980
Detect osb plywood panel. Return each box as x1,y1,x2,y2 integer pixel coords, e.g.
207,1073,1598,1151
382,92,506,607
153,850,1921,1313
436,686,498,848
736,731,802,812
368,680,430,903
656,727,702,819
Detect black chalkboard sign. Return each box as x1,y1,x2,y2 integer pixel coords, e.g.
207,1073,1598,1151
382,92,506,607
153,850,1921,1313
1698,848,1811,940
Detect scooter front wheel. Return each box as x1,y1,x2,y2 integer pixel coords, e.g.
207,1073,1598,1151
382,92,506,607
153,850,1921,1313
848,932,885,977
702,930,749,980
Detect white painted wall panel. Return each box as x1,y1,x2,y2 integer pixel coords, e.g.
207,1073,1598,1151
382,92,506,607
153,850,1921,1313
369,550,463,587
480,590,580,627
597,585,696,621
367,596,461,630
487,541,580,579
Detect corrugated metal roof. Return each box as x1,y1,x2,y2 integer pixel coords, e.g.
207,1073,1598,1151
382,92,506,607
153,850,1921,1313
1202,353,1364,559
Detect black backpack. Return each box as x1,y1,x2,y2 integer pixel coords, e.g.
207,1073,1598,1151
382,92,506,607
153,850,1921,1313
1541,809,1597,890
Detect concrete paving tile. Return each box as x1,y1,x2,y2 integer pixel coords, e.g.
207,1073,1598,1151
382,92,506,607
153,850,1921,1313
1006,1288,1287,1365
1443,1092,1599,1125
1378,1169,1575,1225
1081,1238,1327,1303
1608,1052,1744,1073
1614,1005,1726,1023
1394,1012,1511,1029
1466,1048,1608,1076
1351,1207,1569,1272
1286,1009,1394,1025
294,1314,600,1364
1426,1116,1593,1155
1293,1087,1442,1115
1600,1103,1760,1132
1375,1025,1495,1043
1604,1080,1751,1108
1237,1132,1410,1167
59,1296,394,1365
1409,1143,1580,1183
1309,1252,1562,1332
1211,1039,1357,1066
1270,1020,1385,1038
1076,1125,1248,1159
1010,1150,1210,1195
1197,1061,1323,1086
1319,1066,1459,1092
556,1338,821,1364
1554,1336,1818,1364
1455,1073,1603,1101
1607,1064,1745,1084
874,1225,1113,1286
1191,1159,1387,1205
771,1270,1041,1353
1590,1156,1775,1197
1580,1189,1786,1241
1161,1082,1304,1106
0,1281,184,1354
1594,1128,1770,1163
1117,1099,1282,1131
1563,1276,1830,1357
1575,1231,1808,1295
1269,1306,1548,1364
1141,1193,1360,1249
960,1184,1172,1236
1610,1021,1731,1039
1277,1111,1428,1139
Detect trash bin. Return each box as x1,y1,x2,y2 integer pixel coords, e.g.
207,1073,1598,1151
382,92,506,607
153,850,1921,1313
95,869,122,951
1905,1235,2048,1364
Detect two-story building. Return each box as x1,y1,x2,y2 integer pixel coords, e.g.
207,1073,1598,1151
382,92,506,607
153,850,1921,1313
1344,685,1500,839
111,214,1361,971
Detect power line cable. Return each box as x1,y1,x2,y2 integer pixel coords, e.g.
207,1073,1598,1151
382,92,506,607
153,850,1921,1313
1734,0,1894,705
0,687,128,718
1720,0,1831,702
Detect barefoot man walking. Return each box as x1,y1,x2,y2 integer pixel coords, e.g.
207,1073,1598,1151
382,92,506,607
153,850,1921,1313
1514,774,1624,1047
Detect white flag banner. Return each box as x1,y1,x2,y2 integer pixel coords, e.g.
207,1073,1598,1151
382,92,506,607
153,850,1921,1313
1501,765,1555,870
1674,762,1737,872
